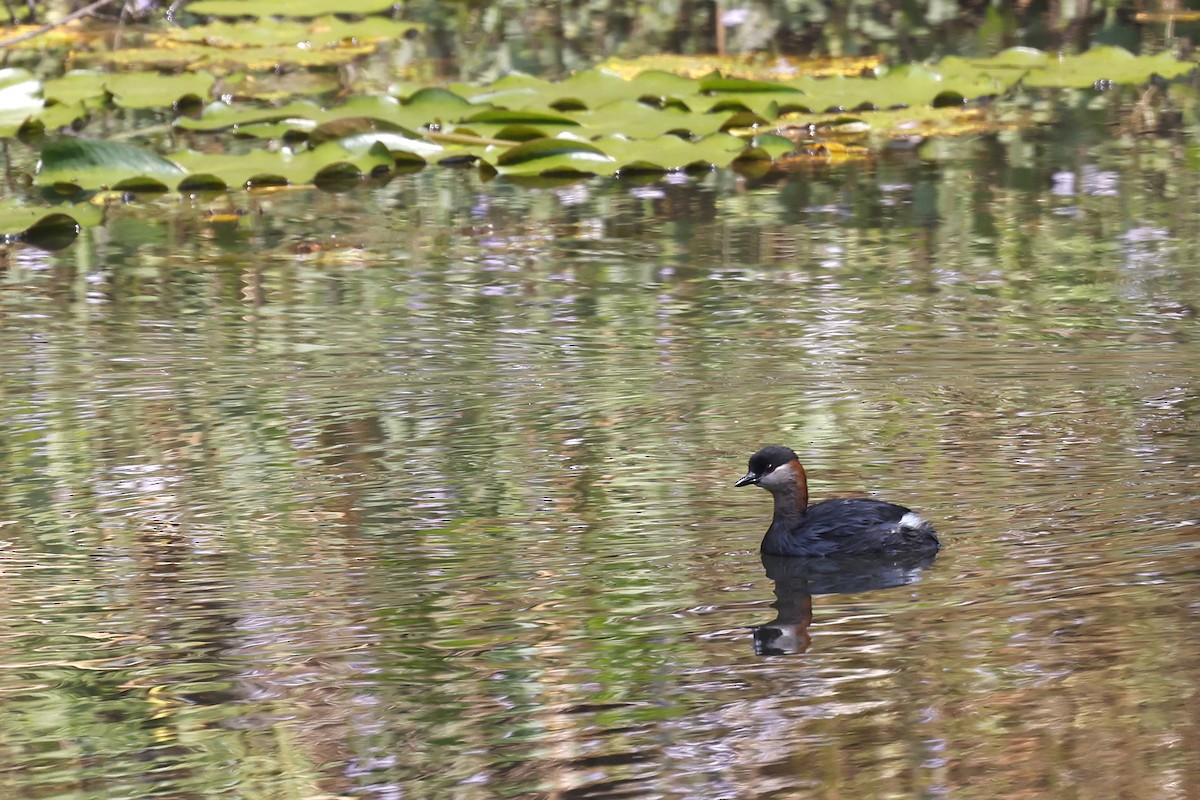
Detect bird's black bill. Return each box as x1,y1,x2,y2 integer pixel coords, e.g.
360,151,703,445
734,472,759,487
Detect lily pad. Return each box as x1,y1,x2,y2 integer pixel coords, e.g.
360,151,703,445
106,72,216,109
176,100,325,131
571,101,734,139
1023,46,1196,88
36,139,187,192
493,137,618,177
85,42,380,72
598,132,749,171
335,132,445,163
164,16,418,48
169,140,393,189
42,71,109,108
699,75,804,94
0,204,83,237
186,0,397,16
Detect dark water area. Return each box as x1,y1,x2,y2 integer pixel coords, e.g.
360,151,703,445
2,92,1200,797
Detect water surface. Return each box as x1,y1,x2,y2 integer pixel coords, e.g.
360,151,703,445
1,125,1198,798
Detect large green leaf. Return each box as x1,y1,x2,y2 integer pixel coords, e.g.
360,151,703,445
493,137,618,176
169,140,393,189
36,139,187,191
335,132,446,164
0,200,104,237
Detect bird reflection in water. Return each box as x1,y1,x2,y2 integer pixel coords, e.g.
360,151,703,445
752,551,938,656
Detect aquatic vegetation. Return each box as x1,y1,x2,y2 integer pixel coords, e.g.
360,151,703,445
0,2,1195,239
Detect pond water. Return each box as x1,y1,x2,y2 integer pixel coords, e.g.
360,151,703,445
2,104,1199,798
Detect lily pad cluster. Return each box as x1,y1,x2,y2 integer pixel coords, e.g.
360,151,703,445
0,0,1196,243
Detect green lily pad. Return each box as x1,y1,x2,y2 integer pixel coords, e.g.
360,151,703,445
36,138,187,192
449,72,552,104
176,100,324,131
225,119,319,139
699,74,804,94
336,132,445,163
0,199,105,240
218,70,342,101
597,132,751,171
169,140,393,189
493,137,618,176
42,71,109,108
106,72,216,109
165,16,417,48
186,0,397,16
177,92,484,138
748,133,797,159
949,47,1050,77
1023,46,1196,88
791,64,1006,112
86,42,380,72
628,70,706,101
461,108,580,127
35,102,91,134
2,205,68,237
572,101,734,139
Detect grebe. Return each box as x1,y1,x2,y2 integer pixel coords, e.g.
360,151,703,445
735,445,939,557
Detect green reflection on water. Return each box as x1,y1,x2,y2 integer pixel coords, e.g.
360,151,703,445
0,116,1198,799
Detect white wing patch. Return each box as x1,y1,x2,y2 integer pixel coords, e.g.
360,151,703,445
899,512,926,529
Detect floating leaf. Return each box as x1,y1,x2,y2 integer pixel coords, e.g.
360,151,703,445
0,204,83,237
84,42,380,72
42,71,109,108
36,139,186,192
106,72,216,109
217,70,341,101
1023,46,1196,88
699,75,803,94
747,134,797,159
950,47,1050,76
169,140,393,189
493,137,618,176
570,101,731,139
771,105,1011,145
597,132,748,172
176,100,325,131
792,64,1006,112
163,16,418,48
461,108,580,127
185,0,397,15
177,92,484,138
336,132,445,163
